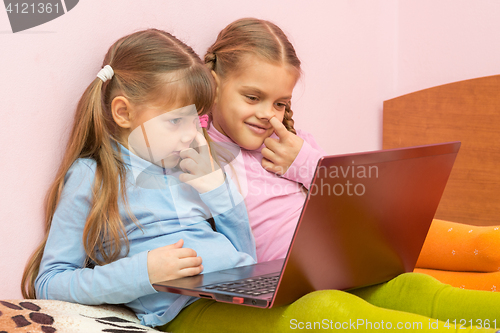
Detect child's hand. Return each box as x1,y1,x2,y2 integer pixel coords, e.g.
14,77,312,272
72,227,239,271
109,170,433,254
262,117,304,175
147,239,203,284
178,132,225,193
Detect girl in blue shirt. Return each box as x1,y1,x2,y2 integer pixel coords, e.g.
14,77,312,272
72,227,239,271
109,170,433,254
21,29,256,327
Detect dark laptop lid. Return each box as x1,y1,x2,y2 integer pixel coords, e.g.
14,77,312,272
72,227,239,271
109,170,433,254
271,141,460,307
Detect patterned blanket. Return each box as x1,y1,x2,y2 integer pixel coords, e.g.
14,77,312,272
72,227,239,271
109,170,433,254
0,299,161,333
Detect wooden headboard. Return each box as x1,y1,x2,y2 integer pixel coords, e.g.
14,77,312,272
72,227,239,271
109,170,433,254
383,75,500,226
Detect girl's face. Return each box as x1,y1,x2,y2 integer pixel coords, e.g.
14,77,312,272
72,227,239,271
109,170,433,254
127,103,201,169
212,55,298,150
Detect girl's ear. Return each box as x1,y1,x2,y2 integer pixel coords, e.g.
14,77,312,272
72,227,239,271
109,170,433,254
211,70,220,104
111,96,133,129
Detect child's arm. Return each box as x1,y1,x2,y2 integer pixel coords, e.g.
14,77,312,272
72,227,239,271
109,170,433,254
178,132,256,262
35,161,153,304
262,117,327,189
199,177,257,262
35,160,201,304
281,129,327,189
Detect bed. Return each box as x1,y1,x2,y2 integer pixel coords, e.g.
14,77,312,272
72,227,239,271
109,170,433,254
0,299,158,332
383,74,500,226
383,74,500,291
2,75,499,332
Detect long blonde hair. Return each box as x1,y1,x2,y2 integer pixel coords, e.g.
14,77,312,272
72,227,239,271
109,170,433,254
22,29,215,299
205,17,301,134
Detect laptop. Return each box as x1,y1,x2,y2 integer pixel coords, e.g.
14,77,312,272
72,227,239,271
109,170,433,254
153,142,460,308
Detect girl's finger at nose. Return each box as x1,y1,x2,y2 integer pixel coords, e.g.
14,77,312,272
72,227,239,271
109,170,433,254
179,148,198,160
191,131,211,158
193,131,208,146
179,158,197,174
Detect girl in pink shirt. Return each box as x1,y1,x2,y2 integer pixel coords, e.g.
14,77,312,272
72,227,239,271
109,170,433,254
207,123,324,262
161,18,500,333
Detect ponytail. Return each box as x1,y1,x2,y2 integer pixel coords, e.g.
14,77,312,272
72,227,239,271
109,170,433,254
22,77,128,298
204,52,216,71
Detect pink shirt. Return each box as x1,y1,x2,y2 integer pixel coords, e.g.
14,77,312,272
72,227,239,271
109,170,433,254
207,124,326,262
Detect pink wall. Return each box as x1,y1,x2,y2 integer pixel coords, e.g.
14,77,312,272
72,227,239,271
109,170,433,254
0,1,498,299
397,0,500,96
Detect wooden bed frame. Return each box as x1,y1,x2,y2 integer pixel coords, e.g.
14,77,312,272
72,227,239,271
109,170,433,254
383,75,500,226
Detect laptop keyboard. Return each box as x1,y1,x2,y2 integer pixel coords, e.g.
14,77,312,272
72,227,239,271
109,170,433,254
204,274,279,296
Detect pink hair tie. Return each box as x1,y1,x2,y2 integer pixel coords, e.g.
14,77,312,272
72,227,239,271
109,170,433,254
199,114,209,128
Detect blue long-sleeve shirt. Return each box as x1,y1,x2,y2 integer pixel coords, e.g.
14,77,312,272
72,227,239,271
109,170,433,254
35,145,257,327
